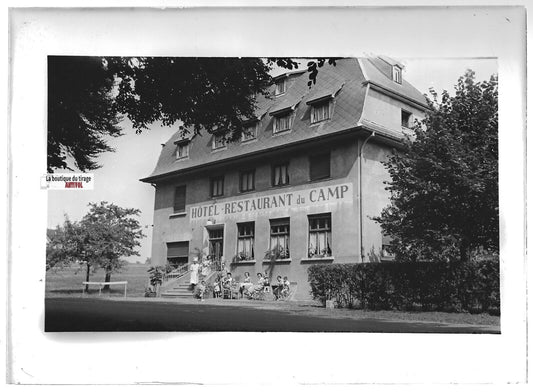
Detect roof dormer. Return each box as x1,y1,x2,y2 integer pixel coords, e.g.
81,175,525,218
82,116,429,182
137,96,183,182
377,55,405,84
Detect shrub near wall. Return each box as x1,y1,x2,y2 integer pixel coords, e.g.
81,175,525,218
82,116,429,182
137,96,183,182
307,260,499,314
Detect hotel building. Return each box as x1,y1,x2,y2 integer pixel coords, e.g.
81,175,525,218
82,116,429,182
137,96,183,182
140,57,428,299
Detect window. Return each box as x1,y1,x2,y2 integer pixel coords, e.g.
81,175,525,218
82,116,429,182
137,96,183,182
401,110,412,128
309,152,330,181
274,78,287,95
269,218,290,259
173,185,186,213
242,124,257,142
393,65,402,84
308,214,332,258
213,133,226,149
175,143,189,159
210,176,224,197
273,113,292,133
272,163,289,187
208,228,224,263
381,234,394,260
237,222,255,261
311,101,331,123
239,170,255,193
166,241,189,267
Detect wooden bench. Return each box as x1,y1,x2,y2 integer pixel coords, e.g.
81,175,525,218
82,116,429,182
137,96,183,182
81,281,128,297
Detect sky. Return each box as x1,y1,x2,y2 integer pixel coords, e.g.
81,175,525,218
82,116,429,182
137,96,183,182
47,57,497,264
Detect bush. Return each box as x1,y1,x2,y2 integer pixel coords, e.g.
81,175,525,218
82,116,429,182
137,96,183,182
307,259,499,314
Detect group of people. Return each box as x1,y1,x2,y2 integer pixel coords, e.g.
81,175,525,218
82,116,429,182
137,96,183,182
271,275,291,300
189,256,291,301
214,271,267,299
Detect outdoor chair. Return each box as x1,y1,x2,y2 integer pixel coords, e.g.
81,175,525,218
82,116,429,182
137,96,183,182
223,282,240,299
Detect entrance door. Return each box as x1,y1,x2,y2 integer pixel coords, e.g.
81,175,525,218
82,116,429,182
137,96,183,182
208,228,224,268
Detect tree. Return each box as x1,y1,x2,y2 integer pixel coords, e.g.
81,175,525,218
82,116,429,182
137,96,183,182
375,71,498,264
47,217,101,290
80,202,144,290
48,56,123,172
46,202,144,291
48,57,337,172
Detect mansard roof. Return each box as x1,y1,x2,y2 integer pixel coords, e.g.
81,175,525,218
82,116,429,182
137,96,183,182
141,57,428,183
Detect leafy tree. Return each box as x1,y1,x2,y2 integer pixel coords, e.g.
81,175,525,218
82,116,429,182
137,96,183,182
46,202,144,291
48,56,122,172
376,71,498,264
80,202,144,290
47,57,337,172
47,217,101,290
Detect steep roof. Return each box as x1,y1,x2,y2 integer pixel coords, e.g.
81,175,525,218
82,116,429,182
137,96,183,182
359,57,428,108
141,57,426,182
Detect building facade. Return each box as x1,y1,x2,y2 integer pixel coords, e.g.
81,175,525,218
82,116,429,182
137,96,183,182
141,57,428,300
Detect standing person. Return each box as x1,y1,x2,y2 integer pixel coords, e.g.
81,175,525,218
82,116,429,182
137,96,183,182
200,260,210,280
189,257,200,292
213,277,221,298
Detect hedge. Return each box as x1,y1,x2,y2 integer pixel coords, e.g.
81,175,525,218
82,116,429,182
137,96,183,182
307,260,499,314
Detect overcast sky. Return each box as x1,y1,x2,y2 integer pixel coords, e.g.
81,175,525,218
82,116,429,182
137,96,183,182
47,57,498,264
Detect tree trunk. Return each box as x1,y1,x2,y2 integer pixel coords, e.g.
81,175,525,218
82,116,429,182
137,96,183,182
85,263,90,292
103,268,112,291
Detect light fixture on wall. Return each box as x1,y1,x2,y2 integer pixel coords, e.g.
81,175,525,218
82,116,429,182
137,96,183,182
206,219,215,226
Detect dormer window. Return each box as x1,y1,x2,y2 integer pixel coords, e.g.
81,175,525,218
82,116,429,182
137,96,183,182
393,65,402,84
274,78,287,95
310,100,331,124
212,133,226,150
175,142,189,159
242,123,257,142
273,113,292,134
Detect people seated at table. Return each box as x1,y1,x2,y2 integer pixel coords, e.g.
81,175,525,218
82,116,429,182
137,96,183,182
281,276,290,298
273,275,283,300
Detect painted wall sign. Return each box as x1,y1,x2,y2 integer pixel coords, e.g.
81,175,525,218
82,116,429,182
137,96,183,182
190,183,353,221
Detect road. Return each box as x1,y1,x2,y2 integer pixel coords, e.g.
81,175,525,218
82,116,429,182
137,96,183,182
45,298,498,333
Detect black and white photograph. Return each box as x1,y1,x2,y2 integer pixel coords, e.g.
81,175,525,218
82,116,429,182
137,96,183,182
6,4,528,387
44,55,500,334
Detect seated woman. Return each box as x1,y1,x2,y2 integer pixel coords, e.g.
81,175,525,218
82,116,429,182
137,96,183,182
222,272,233,289
246,273,266,298
240,271,253,297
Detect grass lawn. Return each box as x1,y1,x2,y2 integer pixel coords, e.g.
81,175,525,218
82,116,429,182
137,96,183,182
45,263,150,298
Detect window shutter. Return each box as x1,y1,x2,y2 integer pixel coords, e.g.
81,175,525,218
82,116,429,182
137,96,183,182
310,153,330,180
167,241,189,258
173,185,186,213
